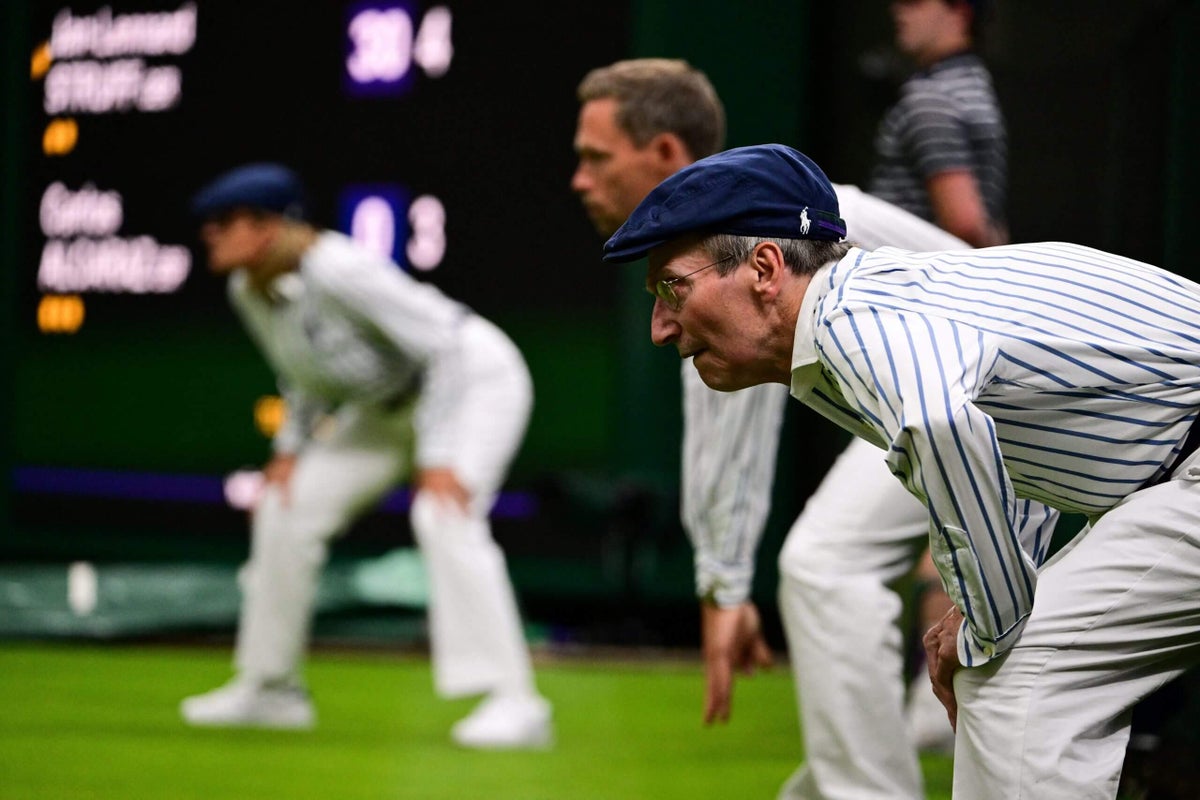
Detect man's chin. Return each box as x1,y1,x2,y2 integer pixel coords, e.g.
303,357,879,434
587,210,620,238
691,356,751,393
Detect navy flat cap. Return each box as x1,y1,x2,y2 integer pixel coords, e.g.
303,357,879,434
190,162,307,220
602,144,845,263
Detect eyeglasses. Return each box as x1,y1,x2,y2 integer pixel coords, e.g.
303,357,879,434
651,255,736,311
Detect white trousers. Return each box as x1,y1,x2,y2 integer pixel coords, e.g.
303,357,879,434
777,436,931,800
234,315,536,698
953,461,1200,799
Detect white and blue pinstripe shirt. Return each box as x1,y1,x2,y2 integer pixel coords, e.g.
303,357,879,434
683,185,979,606
791,242,1200,665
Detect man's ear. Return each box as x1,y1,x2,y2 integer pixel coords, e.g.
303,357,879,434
749,241,787,300
650,132,694,173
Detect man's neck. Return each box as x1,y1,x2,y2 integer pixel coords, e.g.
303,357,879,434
913,38,973,68
248,224,318,294
768,270,815,383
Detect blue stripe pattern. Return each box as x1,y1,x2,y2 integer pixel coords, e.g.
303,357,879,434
799,243,1200,663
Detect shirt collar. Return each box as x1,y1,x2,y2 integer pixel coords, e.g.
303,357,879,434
789,249,860,397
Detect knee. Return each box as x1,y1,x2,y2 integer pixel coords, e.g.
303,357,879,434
255,484,349,543
778,519,847,588
410,492,491,552
249,490,339,573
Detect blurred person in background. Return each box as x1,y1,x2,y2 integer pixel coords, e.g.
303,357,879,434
179,163,552,750
571,58,1035,800
869,0,1007,248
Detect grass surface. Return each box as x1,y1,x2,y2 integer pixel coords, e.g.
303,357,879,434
0,643,953,799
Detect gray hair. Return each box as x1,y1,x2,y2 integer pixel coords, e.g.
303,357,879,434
576,58,725,160
700,234,853,277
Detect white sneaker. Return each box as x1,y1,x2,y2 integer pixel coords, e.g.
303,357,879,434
451,694,553,750
905,668,955,755
180,679,316,730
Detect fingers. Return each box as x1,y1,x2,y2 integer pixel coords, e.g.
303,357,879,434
736,634,773,675
927,620,960,732
261,455,297,508
753,636,774,670
415,468,472,512
923,625,942,681
703,662,732,725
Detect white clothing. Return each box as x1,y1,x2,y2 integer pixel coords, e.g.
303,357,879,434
683,184,971,601
955,462,1200,798
229,232,538,700
682,186,981,800
682,369,787,606
789,242,1200,798
230,231,467,468
775,436,1056,800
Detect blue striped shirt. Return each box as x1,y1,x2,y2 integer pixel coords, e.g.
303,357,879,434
791,242,1200,665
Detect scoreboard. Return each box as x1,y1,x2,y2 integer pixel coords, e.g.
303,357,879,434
10,1,629,542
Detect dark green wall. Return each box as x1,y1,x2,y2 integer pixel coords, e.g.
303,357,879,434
615,0,811,489
1165,1,1200,278
0,1,27,534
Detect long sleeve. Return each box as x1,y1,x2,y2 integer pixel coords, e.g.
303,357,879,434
796,243,1200,666
272,382,325,455
834,183,969,252
301,234,469,469
817,305,1037,666
225,274,329,455
681,364,788,606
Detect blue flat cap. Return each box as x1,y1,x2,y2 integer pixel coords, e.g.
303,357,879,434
190,162,307,220
603,144,845,263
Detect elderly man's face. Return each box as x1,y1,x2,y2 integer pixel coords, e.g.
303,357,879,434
572,98,677,237
646,239,771,392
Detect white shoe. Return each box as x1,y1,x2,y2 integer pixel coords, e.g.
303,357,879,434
180,679,316,730
905,668,955,755
451,694,553,750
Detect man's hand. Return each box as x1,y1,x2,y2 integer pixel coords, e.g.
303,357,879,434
261,453,298,506
922,604,965,730
414,467,471,512
700,600,773,725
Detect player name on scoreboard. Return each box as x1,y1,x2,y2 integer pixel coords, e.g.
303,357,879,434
34,3,199,331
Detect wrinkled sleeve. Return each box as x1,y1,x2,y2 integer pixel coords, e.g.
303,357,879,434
270,383,324,455
681,365,789,606
834,184,969,251
311,256,468,469
225,275,327,456
817,305,1038,667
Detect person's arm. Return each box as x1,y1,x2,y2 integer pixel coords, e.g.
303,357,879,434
833,182,970,252
921,496,1059,724
225,273,325,504
680,366,786,722
682,367,788,606
819,305,1038,669
899,88,1006,247
925,170,1005,247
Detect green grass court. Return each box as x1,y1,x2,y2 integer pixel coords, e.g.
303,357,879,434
0,643,954,799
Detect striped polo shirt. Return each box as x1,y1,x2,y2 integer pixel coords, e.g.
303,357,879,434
791,243,1200,665
869,52,1007,228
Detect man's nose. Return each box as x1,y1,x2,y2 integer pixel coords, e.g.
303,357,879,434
570,165,591,194
649,298,680,347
